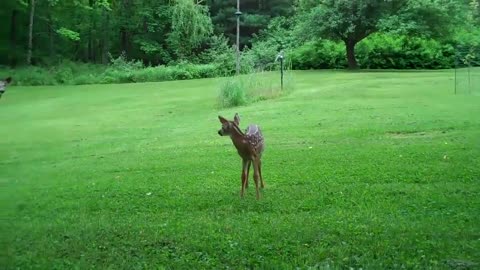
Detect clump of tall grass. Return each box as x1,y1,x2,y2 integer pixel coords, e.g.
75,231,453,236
217,67,295,108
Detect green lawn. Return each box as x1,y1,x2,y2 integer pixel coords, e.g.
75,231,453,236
1,71,479,269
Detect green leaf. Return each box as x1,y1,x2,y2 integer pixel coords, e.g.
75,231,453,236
56,27,80,41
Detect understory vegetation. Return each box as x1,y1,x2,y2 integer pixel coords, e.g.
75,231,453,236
0,56,220,86
3,29,479,87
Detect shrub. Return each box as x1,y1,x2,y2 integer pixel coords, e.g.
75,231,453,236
288,34,477,70
108,53,144,71
52,66,74,84
290,40,347,69
1,59,222,86
242,41,281,71
131,66,172,82
4,66,58,86
191,64,218,78
453,29,480,67
71,74,98,85
356,33,455,69
199,35,236,76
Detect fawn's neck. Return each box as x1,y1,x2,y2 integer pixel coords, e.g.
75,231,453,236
229,124,246,148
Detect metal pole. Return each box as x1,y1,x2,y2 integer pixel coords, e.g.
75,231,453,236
235,0,241,75
468,65,471,95
280,56,284,90
276,50,284,91
454,56,457,95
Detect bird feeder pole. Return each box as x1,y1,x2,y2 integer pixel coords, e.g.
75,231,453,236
235,0,242,75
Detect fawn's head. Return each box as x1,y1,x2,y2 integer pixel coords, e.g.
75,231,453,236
0,77,12,92
218,113,241,136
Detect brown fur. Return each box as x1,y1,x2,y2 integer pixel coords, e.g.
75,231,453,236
218,113,265,199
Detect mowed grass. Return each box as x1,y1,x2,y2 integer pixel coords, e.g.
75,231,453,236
1,71,479,269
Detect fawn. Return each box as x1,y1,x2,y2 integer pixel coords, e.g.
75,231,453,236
217,113,265,199
0,77,12,99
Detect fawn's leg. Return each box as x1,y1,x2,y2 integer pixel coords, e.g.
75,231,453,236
245,160,251,188
241,159,248,198
258,159,265,189
253,160,260,200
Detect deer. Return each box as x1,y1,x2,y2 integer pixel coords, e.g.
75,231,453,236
217,113,265,199
0,77,12,100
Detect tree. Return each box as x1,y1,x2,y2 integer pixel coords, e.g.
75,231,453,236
27,0,35,65
207,0,294,48
468,0,480,25
168,0,213,60
378,0,469,39
303,0,406,69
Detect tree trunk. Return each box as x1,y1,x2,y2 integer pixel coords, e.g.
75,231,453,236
120,0,131,57
27,0,35,65
88,0,94,62
120,27,128,55
87,35,92,62
102,9,110,64
10,9,18,67
92,19,97,63
48,12,54,58
345,39,358,69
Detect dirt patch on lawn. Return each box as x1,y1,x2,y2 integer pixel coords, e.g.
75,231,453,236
387,130,449,139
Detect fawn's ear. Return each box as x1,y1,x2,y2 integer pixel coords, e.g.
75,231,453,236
218,116,228,124
233,113,240,125
5,77,12,84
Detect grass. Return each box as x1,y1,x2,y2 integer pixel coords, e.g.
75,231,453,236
1,70,479,269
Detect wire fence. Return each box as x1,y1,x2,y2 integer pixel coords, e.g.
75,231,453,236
454,45,480,95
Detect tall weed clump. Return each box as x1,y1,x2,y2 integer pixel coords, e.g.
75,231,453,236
218,60,295,108
218,78,248,107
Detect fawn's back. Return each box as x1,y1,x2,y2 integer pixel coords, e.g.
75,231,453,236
245,124,265,157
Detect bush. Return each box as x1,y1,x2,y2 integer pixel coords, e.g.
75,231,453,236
131,63,218,83
242,41,281,71
71,74,98,85
2,66,57,86
291,40,347,69
288,33,480,70
356,34,455,69
2,60,221,86
131,66,172,82
453,29,480,67
199,35,236,76
108,53,144,72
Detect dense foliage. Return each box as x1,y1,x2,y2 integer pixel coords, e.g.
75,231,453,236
0,0,479,82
